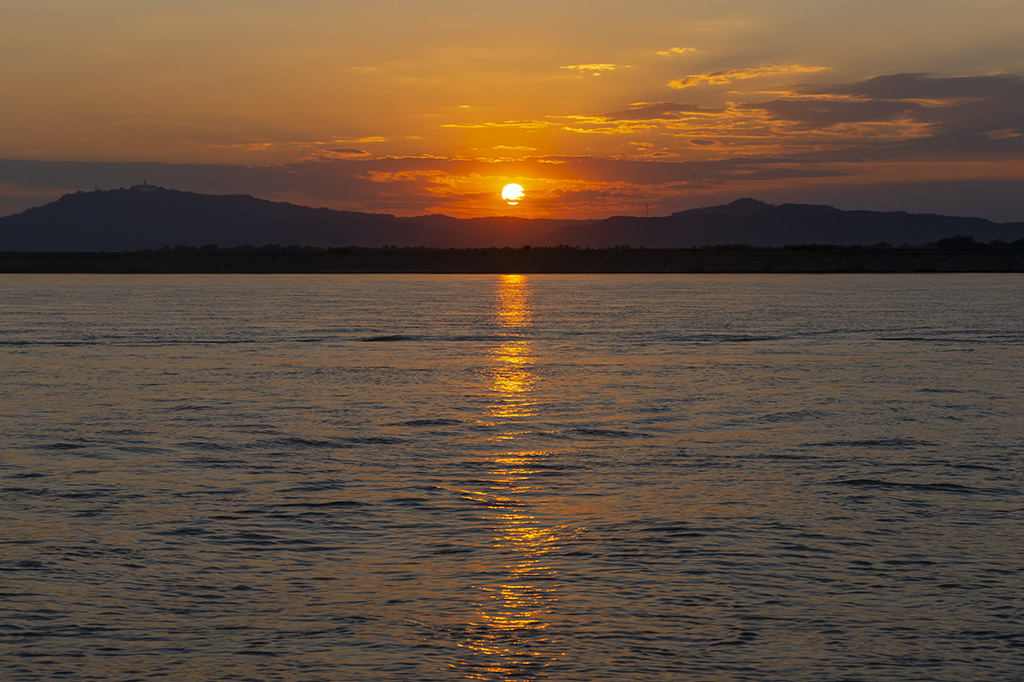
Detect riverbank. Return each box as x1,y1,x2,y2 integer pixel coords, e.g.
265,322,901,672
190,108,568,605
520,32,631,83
3,244,1024,273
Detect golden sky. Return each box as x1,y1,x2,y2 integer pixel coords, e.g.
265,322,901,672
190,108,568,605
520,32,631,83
2,0,1024,219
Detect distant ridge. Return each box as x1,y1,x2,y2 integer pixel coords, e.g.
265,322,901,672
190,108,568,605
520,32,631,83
1,186,1022,252
0,185,592,252
550,197,1024,248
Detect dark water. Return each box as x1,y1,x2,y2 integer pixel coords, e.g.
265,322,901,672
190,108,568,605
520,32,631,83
1,273,1022,681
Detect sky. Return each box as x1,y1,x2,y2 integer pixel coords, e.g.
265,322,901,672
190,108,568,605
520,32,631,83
2,0,1024,221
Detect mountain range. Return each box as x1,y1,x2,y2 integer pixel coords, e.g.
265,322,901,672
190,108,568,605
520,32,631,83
2,185,1022,252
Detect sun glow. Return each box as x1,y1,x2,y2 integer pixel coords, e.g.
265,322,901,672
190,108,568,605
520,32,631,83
501,183,525,205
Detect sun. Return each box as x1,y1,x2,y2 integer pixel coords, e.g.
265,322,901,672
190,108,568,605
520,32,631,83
501,183,525,205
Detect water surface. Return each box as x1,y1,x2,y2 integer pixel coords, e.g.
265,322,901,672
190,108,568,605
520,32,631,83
1,274,1022,681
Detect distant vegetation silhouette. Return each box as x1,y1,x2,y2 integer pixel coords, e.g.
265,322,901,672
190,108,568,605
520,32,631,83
3,242,1023,273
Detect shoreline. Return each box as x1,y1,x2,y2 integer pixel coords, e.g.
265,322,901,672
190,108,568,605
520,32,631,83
3,245,1024,274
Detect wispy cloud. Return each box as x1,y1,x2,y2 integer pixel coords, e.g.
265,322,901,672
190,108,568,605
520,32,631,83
669,64,827,89
314,148,369,158
441,120,553,130
657,47,697,56
603,102,724,121
209,142,276,151
560,63,632,76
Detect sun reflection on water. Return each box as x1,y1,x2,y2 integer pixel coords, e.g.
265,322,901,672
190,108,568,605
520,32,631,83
494,274,531,328
487,275,539,433
456,275,565,680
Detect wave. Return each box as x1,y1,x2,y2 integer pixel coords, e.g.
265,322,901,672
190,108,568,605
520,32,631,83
359,334,420,342
391,418,463,427
805,437,936,449
829,478,980,494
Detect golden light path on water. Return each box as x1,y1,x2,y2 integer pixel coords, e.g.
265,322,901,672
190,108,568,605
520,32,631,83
454,274,566,680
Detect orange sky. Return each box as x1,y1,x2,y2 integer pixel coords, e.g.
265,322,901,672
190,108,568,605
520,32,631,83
2,0,1023,220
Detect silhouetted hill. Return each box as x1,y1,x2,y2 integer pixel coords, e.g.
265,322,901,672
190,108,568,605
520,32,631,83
0,185,592,251
547,198,1024,247
2,187,1022,251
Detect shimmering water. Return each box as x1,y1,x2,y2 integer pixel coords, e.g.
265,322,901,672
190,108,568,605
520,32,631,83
1,273,1022,681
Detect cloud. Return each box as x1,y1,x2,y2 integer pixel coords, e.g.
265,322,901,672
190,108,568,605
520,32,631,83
208,142,276,151
800,73,1024,139
327,148,369,156
2,74,1023,221
745,73,1024,159
740,99,923,129
657,47,697,56
441,120,552,130
984,129,1022,140
0,155,844,216
804,72,1024,102
669,64,827,89
560,63,632,76
603,102,724,121
2,152,1023,221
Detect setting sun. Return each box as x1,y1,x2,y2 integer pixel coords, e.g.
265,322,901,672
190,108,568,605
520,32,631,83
501,184,525,205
